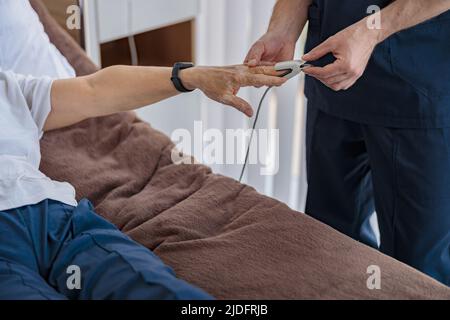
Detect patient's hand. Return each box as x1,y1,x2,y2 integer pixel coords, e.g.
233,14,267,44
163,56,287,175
180,65,286,117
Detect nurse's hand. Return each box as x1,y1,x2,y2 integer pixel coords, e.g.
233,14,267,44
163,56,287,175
245,31,297,67
302,21,381,91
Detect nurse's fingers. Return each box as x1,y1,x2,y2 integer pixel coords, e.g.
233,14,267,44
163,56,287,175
303,38,335,61
320,73,350,85
245,41,265,67
321,78,355,91
340,79,357,90
303,62,344,79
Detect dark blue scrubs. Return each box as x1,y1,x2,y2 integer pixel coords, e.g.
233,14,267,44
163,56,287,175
304,0,450,285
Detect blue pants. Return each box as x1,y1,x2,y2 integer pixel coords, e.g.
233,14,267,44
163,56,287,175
0,199,212,300
306,107,450,286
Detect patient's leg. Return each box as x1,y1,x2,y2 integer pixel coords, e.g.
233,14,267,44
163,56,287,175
0,199,211,300
0,0,75,78
0,259,67,300
49,199,213,300
0,202,68,300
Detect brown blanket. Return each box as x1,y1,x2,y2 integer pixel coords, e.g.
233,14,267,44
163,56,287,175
33,0,450,299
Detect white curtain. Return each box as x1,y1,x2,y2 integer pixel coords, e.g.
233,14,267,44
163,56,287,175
136,0,309,212
195,0,309,212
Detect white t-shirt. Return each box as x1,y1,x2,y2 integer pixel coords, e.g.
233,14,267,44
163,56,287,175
0,71,77,211
0,0,76,79
0,0,78,211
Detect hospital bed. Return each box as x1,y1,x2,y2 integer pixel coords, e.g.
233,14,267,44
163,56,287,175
31,0,450,299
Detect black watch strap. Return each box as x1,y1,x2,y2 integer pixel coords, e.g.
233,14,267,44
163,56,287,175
171,62,195,93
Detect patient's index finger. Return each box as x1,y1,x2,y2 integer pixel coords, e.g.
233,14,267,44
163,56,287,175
250,66,281,77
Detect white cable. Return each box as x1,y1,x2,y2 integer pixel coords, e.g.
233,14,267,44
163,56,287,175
239,87,272,183
127,0,139,66
128,36,139,66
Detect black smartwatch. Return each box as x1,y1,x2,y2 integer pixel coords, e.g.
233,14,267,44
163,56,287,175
171,62,195,93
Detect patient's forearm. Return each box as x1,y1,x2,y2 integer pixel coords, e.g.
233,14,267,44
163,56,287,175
85,66,179,112
46,66,180,131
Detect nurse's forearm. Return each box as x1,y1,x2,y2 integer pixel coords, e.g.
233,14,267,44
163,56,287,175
375,0,450,43
268,0,312,41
